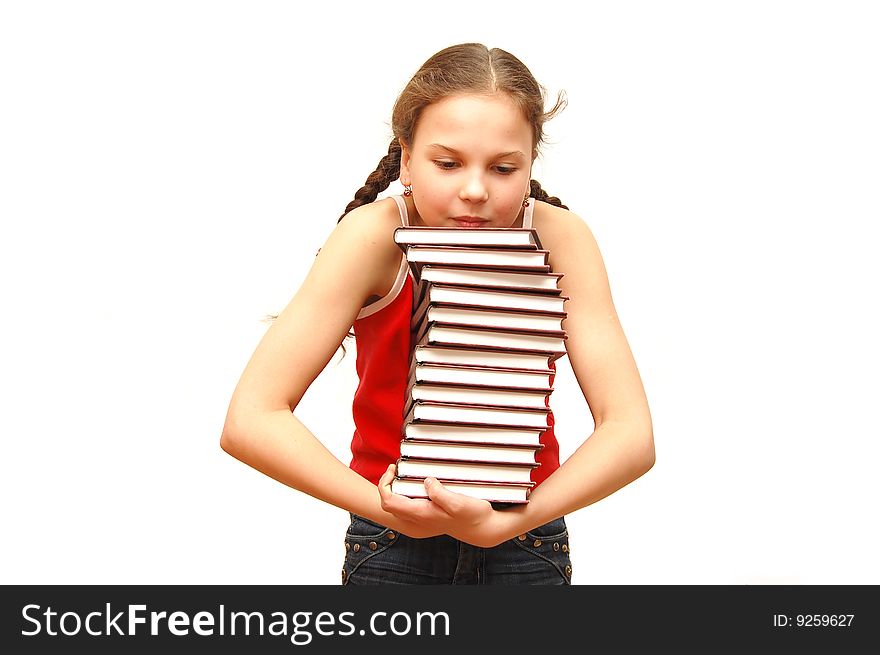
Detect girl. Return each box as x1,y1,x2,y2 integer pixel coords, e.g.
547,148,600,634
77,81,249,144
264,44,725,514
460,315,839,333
220,43,654,585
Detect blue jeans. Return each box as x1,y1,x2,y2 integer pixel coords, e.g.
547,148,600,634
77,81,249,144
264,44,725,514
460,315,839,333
341,514,573,585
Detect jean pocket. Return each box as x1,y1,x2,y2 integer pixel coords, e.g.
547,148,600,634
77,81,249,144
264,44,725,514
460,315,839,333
525,516,568,541
341,514,401,585
512,516,573,584
345,514,392,539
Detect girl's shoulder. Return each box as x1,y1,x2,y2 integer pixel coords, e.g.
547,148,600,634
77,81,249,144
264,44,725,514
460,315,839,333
330,197,406,299
530,200,607,283
531,200,594,248
337,195,402,236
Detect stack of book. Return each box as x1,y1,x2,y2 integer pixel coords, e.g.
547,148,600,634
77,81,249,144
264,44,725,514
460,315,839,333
390,225,568,505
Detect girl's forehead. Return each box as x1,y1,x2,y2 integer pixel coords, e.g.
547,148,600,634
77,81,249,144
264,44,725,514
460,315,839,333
414,93,532,149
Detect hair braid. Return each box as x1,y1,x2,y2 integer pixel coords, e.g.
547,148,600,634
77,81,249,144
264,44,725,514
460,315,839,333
529,179,568,210
338,138,402,223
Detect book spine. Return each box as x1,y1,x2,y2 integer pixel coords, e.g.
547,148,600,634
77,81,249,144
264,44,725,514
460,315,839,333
416,282,569,315
412,306,567,340
401,434,544,450
416,324,567,357
413,345,555,372
396,456,537,484
398,448,541,467
402,421,544,447
408,382,551,409
419,264,565,295
410,362,554,390
405,401,551,430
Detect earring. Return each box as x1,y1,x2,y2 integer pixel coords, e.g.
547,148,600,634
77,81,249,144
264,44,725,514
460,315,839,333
404,184,413,197
522,194,530,208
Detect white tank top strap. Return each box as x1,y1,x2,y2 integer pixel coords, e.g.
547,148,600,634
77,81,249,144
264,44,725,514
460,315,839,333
523,197,536,228
391,194,411,226
355,195,410,320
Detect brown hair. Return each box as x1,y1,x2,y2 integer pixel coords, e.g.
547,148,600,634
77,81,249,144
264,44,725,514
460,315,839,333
339,43,567,223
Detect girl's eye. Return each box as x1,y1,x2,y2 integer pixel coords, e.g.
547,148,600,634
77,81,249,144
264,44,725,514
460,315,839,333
432,161,517,174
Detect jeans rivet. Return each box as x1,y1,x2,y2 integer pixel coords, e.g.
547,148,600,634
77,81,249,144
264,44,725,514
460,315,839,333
518,534,527,541
387,532,396,540
345,542,351,552
562,544,568,553
369,541,378,551
553,542,560,551
533,539,542,547
353,543,361,553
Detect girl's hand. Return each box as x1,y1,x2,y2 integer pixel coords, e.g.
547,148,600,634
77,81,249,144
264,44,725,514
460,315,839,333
377,464,517,547
376,464,454,538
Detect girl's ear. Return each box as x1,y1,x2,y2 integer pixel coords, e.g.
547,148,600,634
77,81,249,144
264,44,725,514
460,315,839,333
399,138,412,186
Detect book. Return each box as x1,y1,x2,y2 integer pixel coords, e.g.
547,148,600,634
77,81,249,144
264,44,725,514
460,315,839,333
399,439,541,465
404,400,551,430
394,226,543,249
406,382,551,410
412,302,566,334
418,265,563,295
408,362,554,391
403,421,544,447
413,323,567,358
412,282,568,315
395,457,537,484
393,226,568,505
390,477,533,504
404,245,551,277
413,345,557,371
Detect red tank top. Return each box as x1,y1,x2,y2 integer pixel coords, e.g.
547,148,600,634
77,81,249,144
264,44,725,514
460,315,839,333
348,196,561,487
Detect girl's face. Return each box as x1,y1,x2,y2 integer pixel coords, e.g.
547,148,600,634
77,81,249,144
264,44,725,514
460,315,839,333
400,93,534,229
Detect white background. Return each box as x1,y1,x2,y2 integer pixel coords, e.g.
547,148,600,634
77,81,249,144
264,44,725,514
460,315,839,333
2,1,878,585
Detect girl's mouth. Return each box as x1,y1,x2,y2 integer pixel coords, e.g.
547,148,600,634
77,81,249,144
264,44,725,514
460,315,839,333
451,217,489,228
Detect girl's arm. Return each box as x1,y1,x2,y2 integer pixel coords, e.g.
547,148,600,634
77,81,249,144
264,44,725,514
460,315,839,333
513,206,655,525
411,205,655,546
219,201,449,539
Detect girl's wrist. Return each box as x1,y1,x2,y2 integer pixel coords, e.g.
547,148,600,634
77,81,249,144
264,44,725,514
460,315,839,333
491,503,534,543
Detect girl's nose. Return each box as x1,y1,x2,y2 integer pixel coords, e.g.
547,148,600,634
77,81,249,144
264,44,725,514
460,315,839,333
459,172,489,203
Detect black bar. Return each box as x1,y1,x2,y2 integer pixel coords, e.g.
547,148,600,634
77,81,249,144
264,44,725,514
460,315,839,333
2,585,876,653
